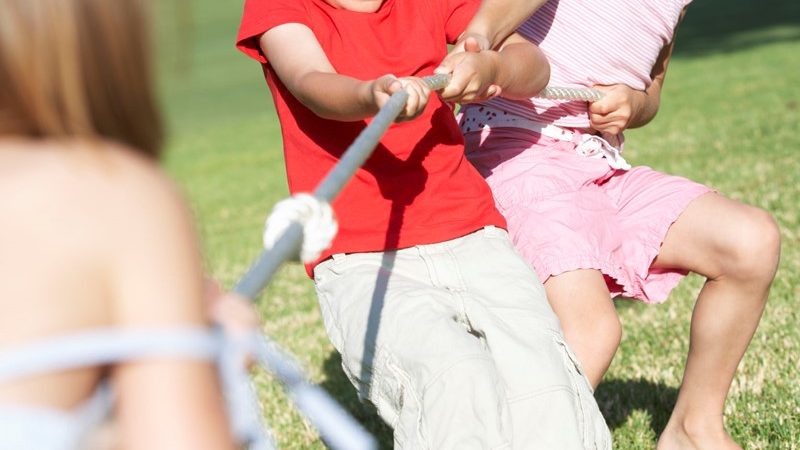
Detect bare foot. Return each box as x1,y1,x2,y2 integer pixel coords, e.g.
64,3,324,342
657,421,742,450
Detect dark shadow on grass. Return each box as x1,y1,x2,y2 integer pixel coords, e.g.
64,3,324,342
319,353,680,447
320,351,394,449
321,353,677,448
595,378,679,436
674,0,800,58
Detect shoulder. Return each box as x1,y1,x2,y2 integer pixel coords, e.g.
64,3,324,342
0,138,194,264
0,138,162,207
97,141,192,231
0,138,205,327
0,137,180,201
47,141,207,327
237,0,314,63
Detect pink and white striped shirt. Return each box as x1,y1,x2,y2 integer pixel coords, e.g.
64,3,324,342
465,0,691,130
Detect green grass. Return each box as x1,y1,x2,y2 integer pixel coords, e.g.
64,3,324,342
157,1,800,448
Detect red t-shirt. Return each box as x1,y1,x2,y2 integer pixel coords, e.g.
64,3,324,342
236,0,506,274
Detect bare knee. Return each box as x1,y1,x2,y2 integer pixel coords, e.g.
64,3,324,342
556,299,621,346
585,307,622,349
559,303,621,386
718,207,781,283
607,309,623,349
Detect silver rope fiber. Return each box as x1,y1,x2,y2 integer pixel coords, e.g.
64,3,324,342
233,74,451,450
536,86,604,102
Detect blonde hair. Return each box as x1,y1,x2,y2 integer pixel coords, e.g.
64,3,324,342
0,0,163,157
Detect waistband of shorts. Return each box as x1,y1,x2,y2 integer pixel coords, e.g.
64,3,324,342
321,226,506,267
460,105,631,170
459,105,588,142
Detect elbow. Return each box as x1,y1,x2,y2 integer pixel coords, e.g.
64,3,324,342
290,72,371,122
630,95,661,129
290,98,345,122
290,75,332,119
535,61,551,94
532,52,551,94
303,104,366,122
504,64,550,101
503,50,550,100
302,102,340,121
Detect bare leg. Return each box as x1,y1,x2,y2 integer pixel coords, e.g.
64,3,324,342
544,269,621,388
654,193,780,450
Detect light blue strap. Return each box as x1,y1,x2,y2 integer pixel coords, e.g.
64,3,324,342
0,327,373,450
218,332,376,450
247,333,376,450
0,327,281,450
218,332,276,450
0,328,221,383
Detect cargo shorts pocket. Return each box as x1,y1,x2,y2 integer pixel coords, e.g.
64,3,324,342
369,351,427,448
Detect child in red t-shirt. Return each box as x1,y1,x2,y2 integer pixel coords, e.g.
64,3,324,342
236,0,610,448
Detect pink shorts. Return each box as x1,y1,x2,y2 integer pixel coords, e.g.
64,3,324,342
464,127,713,304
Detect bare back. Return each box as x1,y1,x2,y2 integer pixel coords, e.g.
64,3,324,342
0,138,235,449
0,139,120,408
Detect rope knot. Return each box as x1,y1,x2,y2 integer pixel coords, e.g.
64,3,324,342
263,193,338,263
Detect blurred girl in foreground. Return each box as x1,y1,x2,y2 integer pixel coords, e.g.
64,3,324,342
0,0,248,448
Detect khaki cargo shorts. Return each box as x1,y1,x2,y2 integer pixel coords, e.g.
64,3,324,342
314,226,612,449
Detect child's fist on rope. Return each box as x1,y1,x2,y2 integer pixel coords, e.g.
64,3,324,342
435,36,502,103
436,33,549,104
588,84,650,135
370,75,432,122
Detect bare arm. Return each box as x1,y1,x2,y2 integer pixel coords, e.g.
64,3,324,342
458,0,548,50
438,0,550,104
633,7,685,127
589,7,687,134
259,23,431,122
259,24,374,120
475,33,550,100
438,33,550,103
106,153,236,450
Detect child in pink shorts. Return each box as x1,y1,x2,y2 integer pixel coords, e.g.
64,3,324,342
459,1,781,449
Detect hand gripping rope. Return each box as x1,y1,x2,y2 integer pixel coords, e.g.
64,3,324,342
233,76,601,450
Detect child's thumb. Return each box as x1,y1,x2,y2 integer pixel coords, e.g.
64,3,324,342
377,74,401,93
435,56,456,75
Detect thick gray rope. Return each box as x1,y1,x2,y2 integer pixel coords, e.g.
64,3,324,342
249,334,374,450
537,86,604,102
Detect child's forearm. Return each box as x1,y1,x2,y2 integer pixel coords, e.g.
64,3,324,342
491,42,550,100
463,0,548,49
292,72,378,121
